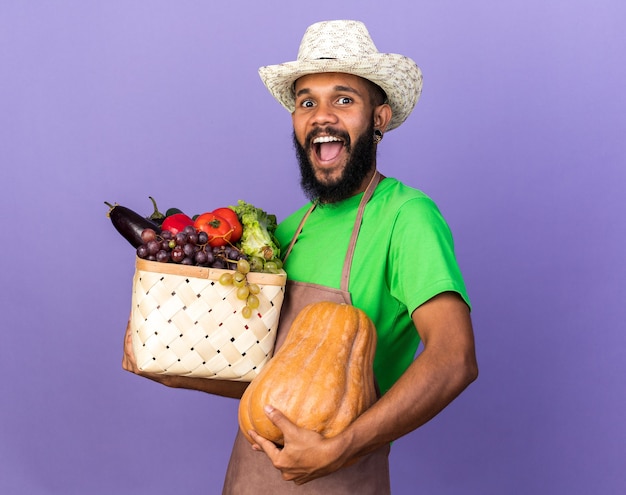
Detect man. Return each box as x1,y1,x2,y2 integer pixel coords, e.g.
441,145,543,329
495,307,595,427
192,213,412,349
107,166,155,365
123,20,477,494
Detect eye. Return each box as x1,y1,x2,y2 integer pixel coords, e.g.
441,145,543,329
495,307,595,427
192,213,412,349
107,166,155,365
337,97,352,105
299,99,315,108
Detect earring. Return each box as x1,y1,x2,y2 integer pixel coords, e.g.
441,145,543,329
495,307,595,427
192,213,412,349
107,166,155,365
373,129,383,144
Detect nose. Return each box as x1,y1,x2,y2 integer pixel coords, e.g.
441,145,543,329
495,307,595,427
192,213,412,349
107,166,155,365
311,101,338,127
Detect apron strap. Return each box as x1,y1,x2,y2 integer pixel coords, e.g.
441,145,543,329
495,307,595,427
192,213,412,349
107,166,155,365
282,170,382,292
340,171,381,292
282,201,317,263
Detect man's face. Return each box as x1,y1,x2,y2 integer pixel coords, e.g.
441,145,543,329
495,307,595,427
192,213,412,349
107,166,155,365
291,73,379,203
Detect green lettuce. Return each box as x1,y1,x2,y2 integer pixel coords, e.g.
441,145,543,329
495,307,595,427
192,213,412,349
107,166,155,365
230,200,280,261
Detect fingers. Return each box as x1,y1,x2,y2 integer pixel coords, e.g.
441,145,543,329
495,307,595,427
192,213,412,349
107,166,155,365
247,406,288,458
248,429,281,458
122,316,139,373
264,404,296,435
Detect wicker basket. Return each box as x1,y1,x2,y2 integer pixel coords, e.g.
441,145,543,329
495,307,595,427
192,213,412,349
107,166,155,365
130,257,286,381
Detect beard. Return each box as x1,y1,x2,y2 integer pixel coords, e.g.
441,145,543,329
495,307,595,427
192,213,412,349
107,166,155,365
292,122,376,204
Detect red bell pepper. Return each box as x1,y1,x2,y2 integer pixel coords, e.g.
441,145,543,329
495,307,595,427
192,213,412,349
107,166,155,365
161,212,194,235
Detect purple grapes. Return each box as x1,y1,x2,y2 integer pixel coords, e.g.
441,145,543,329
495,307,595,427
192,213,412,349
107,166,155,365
136,228,247,269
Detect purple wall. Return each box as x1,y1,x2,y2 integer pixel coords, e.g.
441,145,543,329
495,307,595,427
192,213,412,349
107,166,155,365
2,2,624,494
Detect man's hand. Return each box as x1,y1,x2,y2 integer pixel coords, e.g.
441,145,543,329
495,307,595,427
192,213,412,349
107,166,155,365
121,316,248,398
121,316,179,385
121,317,139,373
248,405,348,485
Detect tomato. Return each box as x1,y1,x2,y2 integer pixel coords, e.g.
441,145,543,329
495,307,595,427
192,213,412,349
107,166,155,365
161,212,194,235
194,212,232,247
212,207,243,243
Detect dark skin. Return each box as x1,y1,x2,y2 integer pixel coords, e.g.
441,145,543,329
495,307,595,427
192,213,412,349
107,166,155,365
122,72,478,485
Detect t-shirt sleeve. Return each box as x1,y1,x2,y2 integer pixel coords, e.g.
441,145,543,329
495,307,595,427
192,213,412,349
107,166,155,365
387,196,471,315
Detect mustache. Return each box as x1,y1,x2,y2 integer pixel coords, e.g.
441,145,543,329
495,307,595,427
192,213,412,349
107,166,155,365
305,127,351,148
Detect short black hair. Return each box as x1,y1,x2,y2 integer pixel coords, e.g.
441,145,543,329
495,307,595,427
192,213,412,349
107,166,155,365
364,79,388,107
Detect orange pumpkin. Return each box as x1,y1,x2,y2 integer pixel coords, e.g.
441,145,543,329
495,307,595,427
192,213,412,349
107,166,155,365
238,301,377,445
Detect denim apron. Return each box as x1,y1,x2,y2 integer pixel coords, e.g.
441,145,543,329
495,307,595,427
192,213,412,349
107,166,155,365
222,172,391,494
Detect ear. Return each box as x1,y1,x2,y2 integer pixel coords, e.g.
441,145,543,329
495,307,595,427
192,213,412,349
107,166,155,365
374,103,393,132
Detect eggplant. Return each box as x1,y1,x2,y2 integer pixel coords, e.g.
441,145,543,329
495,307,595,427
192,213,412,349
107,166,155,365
147,196,166,226
105,201,162,248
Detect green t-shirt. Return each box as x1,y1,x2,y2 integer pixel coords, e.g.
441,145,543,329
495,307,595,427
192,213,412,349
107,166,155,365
275,177,470,395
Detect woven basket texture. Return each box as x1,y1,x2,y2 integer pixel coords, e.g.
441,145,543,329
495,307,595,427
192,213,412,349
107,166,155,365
130,258,286,381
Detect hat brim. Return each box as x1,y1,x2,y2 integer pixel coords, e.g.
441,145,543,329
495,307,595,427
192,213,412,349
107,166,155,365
259,53,423,131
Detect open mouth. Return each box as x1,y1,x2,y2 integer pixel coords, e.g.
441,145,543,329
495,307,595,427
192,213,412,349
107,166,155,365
312,135,345,162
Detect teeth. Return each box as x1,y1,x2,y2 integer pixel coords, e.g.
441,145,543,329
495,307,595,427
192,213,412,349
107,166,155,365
313,136,342,144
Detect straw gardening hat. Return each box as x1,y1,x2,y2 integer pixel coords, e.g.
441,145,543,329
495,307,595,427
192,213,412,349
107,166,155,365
258,20,423,131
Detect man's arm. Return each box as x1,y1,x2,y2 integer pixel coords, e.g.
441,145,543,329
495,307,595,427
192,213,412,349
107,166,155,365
249,291,478,483
343,291,478,452
122,318,248,399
